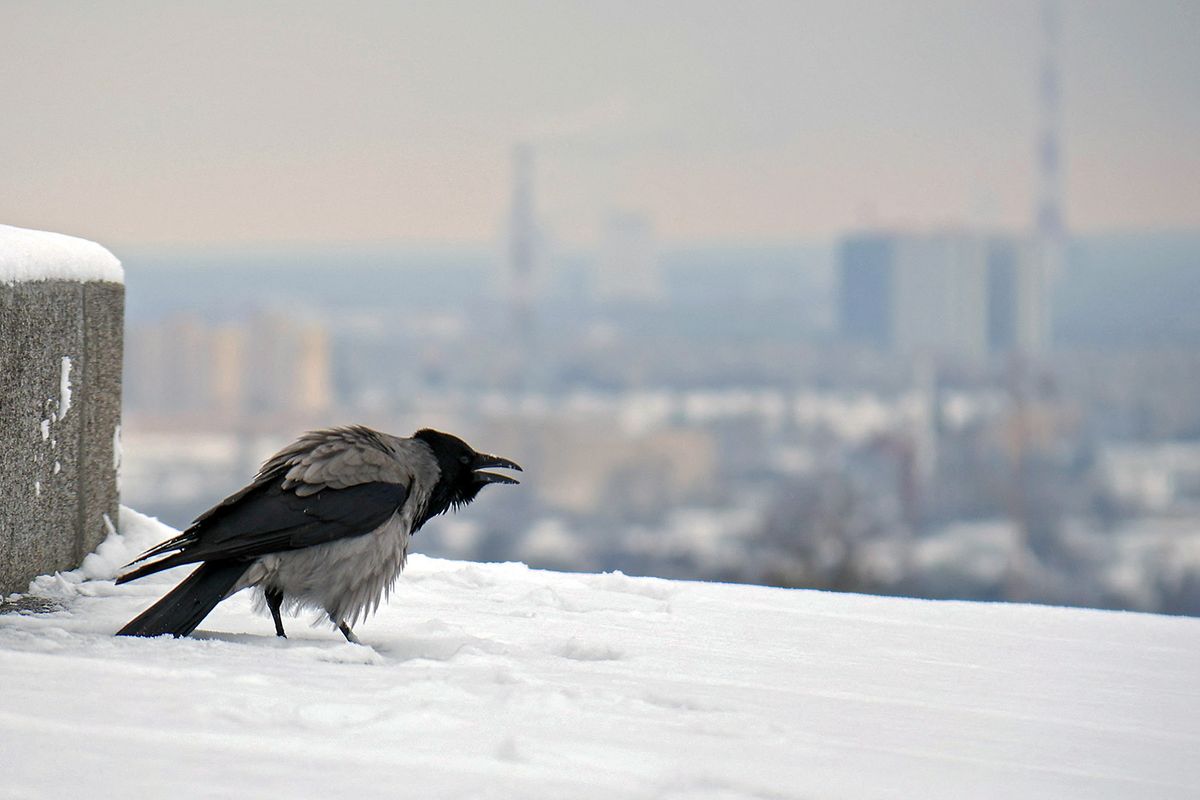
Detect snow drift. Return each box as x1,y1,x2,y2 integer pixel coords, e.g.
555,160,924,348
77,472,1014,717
1,507,1198,799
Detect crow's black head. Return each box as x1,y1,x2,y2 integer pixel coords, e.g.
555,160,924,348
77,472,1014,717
413,428,522,525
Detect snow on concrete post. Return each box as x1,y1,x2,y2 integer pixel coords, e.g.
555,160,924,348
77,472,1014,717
1,224,124,595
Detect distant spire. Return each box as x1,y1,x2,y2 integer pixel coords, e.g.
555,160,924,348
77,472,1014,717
507,142,537,387
1015,0,1064,358
1035,0,1064,240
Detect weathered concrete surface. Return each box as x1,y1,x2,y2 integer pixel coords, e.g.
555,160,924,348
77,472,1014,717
1,280,124,594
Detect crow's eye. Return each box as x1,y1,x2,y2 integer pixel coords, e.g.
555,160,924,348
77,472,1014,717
460,455,471,465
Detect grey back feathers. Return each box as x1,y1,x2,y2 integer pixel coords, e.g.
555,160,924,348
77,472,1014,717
264,425,439,497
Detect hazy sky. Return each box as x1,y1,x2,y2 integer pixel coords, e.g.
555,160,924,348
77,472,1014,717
3,1,1197,248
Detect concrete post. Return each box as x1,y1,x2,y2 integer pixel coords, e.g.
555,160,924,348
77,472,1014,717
1,226,124,595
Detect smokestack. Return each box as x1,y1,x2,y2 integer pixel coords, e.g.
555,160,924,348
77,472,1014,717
507,142,538,389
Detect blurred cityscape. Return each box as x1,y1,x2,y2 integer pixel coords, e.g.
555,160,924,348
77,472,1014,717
119,190,1200,615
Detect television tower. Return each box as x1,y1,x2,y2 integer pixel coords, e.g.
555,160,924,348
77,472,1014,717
1036,0,1063,244
1019,0,1063,356
1005,0,1067,601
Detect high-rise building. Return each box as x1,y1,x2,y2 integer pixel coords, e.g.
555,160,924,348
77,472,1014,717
210,325,246,416
891,233,990,360
293,322,332,415
244,312,332,417
838,235,894,350
125,311,332,420
986,238,1020,353
838,231,1044,360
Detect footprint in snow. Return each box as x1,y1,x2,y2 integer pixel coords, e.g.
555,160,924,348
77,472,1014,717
553,636,624,661
373,619,508,662
193,630,385,665
589,571,678,602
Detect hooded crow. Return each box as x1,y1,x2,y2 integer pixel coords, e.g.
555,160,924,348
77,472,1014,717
115,426,521,642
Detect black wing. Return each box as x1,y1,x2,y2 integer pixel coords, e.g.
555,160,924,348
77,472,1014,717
117,472,409,584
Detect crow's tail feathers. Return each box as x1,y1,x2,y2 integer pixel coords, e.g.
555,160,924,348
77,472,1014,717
116,560,249,638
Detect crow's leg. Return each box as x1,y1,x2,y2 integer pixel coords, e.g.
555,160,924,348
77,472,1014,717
265,588,287,638
337,620,361,644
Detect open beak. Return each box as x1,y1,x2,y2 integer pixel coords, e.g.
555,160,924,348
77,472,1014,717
472,452,523,485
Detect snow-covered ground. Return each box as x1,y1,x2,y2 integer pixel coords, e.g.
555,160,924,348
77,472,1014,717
2,508,1198,800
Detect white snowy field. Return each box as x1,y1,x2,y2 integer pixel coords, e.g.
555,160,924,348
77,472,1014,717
2,509,1198,800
